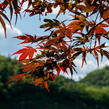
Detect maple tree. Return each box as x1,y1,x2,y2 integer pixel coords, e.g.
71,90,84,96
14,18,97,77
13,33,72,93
0,0,109,91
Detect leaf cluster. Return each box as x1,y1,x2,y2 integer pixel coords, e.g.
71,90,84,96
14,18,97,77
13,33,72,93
0,0,109,90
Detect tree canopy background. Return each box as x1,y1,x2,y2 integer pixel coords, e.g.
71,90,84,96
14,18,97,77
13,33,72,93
0,55,109,109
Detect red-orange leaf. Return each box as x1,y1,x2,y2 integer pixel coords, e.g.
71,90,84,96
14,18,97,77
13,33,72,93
44,81,50,92
14,34,37,44
8,73,27,83
81,52,87,67
94,50,99,67
102,8,109,24
12,46,37,62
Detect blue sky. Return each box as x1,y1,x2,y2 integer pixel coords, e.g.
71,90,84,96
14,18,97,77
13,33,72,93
0,4,109,81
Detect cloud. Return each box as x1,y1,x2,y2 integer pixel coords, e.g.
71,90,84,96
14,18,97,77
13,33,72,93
0,23,22,36
100,60,109,68
0,23,22,56
6,24,22,35
52,6,60,14
105,42,109,46
74,58,96,72
70,56,109,81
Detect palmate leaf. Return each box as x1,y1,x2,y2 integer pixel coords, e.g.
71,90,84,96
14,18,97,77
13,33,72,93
33,75,50,91
0,0,21,23
40,19,61,31
92,23,109,45
12,46,37,62
14,34,37,44
8,73,27,84
81,51,87,67
67,20,88,33
24,0,53,16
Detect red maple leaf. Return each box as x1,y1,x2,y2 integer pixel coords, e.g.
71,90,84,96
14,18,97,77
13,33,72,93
57,67,68,77
14,34,37,44
8,73,27,83
12,46,37,62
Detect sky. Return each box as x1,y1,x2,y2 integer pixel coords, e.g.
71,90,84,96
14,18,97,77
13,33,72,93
0,3,109,81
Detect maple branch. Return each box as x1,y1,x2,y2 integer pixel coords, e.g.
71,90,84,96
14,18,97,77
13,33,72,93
66,17,109,57
87,17,109,35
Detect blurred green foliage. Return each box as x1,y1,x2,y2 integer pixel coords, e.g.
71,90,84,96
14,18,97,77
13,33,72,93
81,66,109,86
0,55,109,109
